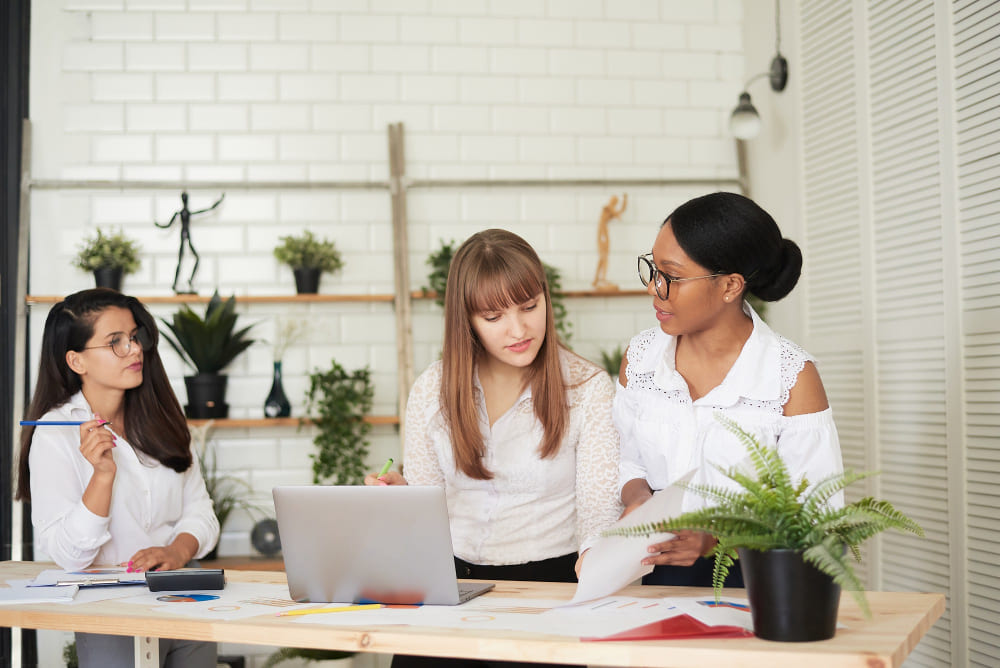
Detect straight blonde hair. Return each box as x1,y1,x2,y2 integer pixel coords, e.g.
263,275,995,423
440,229,568,479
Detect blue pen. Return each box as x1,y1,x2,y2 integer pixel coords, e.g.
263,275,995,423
20,420,87,426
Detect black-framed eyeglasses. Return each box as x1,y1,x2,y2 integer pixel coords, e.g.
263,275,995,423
638,253,724,300
83,327,152,358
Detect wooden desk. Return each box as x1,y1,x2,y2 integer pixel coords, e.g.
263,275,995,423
0,561,944,668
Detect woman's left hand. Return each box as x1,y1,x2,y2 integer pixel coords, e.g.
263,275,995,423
124,545,190,572
641,531,716,567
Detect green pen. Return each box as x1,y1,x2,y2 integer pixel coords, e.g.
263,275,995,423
378,458,394,477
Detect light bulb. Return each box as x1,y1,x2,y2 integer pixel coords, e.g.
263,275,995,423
729,92,761,140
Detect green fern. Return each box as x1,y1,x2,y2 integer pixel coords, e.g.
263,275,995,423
606,415,924,618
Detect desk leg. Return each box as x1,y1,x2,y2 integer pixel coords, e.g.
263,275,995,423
134,635,159,667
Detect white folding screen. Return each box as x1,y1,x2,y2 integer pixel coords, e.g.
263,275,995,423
954,1,1000,665
797,0,1000,666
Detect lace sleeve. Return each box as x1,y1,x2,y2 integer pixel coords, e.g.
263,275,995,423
572,365,624,553
401,363,446,487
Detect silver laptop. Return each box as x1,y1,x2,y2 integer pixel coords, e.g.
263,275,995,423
273,485,495,605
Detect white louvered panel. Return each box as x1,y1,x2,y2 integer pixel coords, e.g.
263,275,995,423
868,0,945,329
800,1,863,336
956,2,1000,662
875,327,951,667
955,0,1000,318
965,329,1000,667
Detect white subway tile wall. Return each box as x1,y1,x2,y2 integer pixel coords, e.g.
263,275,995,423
29,0,744,573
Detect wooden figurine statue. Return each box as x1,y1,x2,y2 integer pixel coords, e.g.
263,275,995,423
155,191,224,294
593,193,627,291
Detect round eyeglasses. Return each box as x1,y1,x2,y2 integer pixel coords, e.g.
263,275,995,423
82,328,152,358
637,253,724,300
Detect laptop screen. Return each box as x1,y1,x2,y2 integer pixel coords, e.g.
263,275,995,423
273,485,493,605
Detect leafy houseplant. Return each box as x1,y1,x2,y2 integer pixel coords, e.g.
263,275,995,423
273,230,344,294
424,238,573,344
160,292,256,419
195,440,262,560
304,361,374,486
73,228,142,291
608,415,924,641
262,647,353,668
598,345,624,378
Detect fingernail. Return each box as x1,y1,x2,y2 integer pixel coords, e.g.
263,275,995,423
126,567,134,573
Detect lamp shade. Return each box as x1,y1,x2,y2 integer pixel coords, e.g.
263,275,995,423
729,92,761,140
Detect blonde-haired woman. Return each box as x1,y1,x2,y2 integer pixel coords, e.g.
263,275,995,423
366,229,621,668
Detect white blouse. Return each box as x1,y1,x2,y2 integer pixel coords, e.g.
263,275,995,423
403,348,622,565
28,391,220,570
614,305,845,512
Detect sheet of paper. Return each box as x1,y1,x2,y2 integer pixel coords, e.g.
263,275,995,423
0,582,78,604
117,582,316,621
670,596,754,631
568,470,695,604
293,595,683,638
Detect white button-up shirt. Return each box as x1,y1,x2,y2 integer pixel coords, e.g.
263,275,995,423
27,391,220,570
614,305,845,512
403,349,622,566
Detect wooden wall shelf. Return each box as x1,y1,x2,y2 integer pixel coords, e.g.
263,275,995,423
187,416,399,428
26,289,648,305
25,293,394,305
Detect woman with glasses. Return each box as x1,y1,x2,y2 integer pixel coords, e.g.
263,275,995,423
365,229,621,668
16,288,219,668
616,192,844,588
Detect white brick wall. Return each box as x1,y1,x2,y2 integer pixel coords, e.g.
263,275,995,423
27,4,746,638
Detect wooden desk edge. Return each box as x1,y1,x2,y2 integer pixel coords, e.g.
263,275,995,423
0,563,947,668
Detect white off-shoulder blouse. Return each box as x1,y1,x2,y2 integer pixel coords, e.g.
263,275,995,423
403,348,623,566
614,304,845,512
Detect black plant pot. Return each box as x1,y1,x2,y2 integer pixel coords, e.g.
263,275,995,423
738,547,841,642
293,267,321,294
184,373,229,419
93,267,123,291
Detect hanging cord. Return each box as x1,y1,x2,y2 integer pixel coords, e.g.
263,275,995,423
774,0,782,54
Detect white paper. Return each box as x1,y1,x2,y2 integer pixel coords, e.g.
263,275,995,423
118,582,317,621
0,582,78,604
293,595,683,638
568,471,695,605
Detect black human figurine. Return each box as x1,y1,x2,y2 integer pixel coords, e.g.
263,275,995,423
155,191,225,294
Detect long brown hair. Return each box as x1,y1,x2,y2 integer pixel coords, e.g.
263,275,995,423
16,289,192,502
440,229,568,479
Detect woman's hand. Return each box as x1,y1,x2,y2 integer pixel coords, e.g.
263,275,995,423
78,418,116,478
641,531,716,567
126,534,199,572
363,471,407,486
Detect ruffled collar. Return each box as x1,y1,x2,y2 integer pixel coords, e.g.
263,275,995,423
646,302,782,405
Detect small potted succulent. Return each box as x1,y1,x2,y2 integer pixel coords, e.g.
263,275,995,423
73,228,142,291
273,230,344,294
608,415,924,642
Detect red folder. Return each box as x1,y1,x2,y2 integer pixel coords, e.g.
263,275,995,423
583,613,752,641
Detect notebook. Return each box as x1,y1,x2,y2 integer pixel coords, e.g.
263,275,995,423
273,485,495,605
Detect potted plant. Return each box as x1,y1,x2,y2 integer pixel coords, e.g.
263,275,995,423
160,292,256,419
303,360,374,486
423,238,572,343
262,647,353,668
73,227,142,291
608,415,924,642
195,438,262,560
598,345,624,377
273,230,344,294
